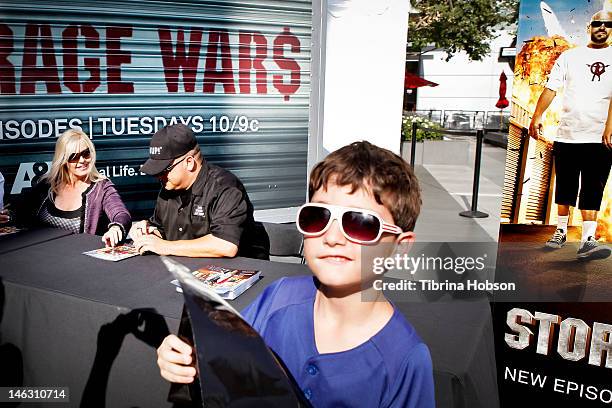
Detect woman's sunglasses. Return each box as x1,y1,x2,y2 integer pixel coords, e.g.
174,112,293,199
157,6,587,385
296,203,403,244
591,21,612,28
67,148,91,163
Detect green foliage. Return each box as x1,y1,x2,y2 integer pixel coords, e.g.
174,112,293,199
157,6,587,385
402,115,444,142
408,0,519,61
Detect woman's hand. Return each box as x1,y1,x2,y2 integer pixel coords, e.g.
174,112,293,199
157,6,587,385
157,334,197,384
0,204,12,224
102,225,123,247
0,209,10,224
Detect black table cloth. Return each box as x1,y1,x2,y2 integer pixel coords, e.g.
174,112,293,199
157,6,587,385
0,227,73,255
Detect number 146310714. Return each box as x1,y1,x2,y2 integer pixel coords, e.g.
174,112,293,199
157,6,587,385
3,387,69,402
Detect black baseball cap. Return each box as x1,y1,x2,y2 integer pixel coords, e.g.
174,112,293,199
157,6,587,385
140,124,197,175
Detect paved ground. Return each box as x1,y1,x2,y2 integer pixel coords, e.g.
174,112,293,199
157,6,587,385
416,136,506,242
413,165,494,242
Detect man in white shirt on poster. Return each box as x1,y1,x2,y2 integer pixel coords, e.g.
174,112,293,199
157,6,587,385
529,10,612,260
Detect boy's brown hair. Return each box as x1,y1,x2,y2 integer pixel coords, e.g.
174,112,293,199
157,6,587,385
309,141,421,231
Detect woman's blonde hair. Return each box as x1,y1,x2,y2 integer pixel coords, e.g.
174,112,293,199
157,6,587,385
42,129,105,195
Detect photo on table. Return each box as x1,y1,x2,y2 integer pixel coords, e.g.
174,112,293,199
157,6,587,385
82,244,140,262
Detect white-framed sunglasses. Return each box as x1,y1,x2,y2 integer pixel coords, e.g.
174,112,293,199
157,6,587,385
296,203,403,244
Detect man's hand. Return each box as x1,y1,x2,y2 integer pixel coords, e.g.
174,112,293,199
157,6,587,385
528,115,543,141
133,233,169,255
157,335,196,384
102,225,123,247
129,220,159,241
603,131,612,150
529,88,556,142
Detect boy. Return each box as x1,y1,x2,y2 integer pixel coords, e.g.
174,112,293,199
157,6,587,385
157,141,435,407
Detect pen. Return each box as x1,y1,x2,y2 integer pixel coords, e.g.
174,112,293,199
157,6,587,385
105,237,117,254
139,220,149,235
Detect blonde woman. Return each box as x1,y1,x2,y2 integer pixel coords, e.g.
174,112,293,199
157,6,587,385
23,129,131,246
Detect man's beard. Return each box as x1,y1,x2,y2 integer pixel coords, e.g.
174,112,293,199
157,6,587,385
591,30,609,44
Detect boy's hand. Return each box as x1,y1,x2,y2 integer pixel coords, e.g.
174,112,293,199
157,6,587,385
157,334,196,384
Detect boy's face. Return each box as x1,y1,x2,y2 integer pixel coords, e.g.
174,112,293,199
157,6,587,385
303,181,413,292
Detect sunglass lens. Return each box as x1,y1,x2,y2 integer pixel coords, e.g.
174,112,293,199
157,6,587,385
342,211,380,242
298,206,331,234
68,149,90,162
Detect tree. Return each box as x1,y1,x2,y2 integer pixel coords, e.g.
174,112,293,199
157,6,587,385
408,0,519,61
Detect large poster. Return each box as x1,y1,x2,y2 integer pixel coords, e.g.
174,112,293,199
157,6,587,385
496,0,611,294
494,1,612,406
501,0,611,237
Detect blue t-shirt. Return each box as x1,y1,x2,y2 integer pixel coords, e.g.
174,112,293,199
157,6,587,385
242,276,435,408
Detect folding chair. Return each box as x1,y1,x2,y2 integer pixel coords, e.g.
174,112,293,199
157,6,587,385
256,221,304,264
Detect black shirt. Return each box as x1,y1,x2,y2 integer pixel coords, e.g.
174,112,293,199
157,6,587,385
34,182,93,234
149,162,268,259
39,201,83,233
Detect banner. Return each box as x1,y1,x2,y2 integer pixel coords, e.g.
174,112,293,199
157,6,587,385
0,1,312,216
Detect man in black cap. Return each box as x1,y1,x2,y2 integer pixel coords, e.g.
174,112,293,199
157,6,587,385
130,123,266,259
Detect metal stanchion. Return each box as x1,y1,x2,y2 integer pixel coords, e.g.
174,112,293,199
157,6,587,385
460,129,489,218
410,123,418,167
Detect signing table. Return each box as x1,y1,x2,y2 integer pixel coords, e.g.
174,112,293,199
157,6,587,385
0,231,498,408
0,227,73,255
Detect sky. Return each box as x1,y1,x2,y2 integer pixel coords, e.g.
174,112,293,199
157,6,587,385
517,0,607,45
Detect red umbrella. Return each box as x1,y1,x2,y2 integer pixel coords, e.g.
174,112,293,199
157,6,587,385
495,72,509,109
404,72,438,89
